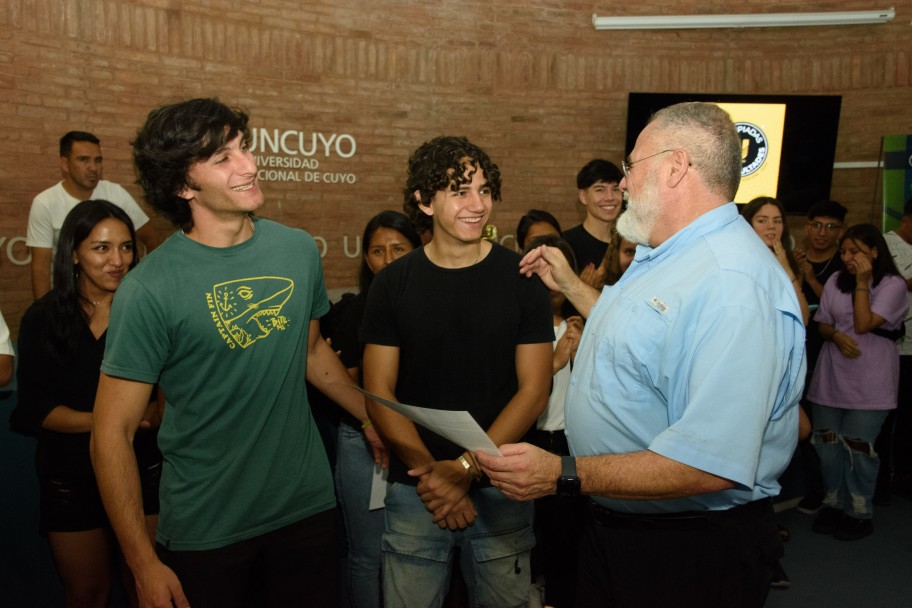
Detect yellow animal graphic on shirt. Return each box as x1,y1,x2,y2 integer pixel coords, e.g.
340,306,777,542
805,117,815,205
207,277,293,349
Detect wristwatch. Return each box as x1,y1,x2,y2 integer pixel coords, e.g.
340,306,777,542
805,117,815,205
556,455,581,496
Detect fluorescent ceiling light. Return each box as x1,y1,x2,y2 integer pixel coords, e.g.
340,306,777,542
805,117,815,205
592,8,896,30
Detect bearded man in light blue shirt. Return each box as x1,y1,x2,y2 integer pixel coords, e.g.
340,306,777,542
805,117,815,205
477,102,806,608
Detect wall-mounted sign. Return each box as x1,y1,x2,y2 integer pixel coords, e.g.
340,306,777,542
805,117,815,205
250,128,358,184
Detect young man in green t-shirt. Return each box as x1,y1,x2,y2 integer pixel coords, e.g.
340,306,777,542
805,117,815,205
90,98,383,608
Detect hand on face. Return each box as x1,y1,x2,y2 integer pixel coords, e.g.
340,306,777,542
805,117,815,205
852,252,873,283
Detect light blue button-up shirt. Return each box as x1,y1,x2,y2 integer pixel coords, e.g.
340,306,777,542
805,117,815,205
566,203,805,513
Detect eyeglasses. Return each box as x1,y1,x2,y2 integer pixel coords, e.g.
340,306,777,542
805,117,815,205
621,149,674,178
807,221,842,232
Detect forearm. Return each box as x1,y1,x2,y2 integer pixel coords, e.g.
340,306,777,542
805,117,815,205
851,288,881,333
42,405,94,433
562,277,600,319
366,400,434,469
577,450,735,500
306,332,369,422
90,374,159,572
818,322,838,341
486,384,549,447
90,426,158,572
487,341,551,446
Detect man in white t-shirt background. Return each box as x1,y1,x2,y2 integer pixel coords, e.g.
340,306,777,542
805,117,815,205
26,131,161,299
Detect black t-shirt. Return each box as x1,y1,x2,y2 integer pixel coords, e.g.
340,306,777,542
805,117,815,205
563,224,609,271
802,254,841,307
12,295,160,477
361,244,553,485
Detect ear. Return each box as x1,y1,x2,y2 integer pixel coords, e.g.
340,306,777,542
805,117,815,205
59,156,69,175
415,190,434,217
177,183,195,203
578,189,588,206
666,149,689,188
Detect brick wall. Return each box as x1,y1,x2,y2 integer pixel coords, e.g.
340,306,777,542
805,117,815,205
1,0,910,336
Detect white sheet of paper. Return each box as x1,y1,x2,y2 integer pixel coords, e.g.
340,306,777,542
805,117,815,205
368,462,388,510
354,386,502,456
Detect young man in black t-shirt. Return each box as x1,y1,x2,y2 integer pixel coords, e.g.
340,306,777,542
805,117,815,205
562,158,624,281
792,199,847,514
362,136,553,608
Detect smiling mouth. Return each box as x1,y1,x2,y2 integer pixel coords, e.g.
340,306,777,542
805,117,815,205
231,182,255,192
460,217,483,224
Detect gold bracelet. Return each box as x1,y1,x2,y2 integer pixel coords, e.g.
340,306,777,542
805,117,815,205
458,455,481,482
855,287,869,292
361,419,373,430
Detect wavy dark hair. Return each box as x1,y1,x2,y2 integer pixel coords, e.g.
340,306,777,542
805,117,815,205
741,196,800,276
403,136,502,235
49,200,137,362
835,223,900,293
359,211,421,293
132,98,251,232
516,209,562,250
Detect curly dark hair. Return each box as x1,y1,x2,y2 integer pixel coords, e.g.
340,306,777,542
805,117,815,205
402,136,502,235
132,98,251,232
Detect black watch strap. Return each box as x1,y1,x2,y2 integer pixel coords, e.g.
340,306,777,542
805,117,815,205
557,455,581,496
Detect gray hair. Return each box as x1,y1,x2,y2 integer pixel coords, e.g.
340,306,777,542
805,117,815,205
650,102,741,201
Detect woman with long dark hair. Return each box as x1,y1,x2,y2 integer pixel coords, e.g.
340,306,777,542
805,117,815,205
12,200,162,607
806,223,908,541
327,210,420,608
742,196,810,324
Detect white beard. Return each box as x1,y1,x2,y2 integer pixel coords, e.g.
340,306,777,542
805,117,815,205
618,178,661,246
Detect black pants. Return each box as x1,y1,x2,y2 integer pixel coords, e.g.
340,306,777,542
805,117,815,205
157,508,339,608
526,429,587,607
576,499,781,608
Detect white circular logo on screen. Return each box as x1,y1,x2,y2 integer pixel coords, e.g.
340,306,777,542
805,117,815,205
736,122,769,177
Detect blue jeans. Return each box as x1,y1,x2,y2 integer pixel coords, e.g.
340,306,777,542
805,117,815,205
811,404,889,520
382,483,534,608
335,422,385,608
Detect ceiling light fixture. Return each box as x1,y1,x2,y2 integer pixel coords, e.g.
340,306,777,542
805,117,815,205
592,8,896,30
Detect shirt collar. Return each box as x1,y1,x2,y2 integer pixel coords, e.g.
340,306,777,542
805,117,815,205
633,202,739,264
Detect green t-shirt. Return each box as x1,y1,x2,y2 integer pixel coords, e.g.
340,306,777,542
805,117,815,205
102,218,334,551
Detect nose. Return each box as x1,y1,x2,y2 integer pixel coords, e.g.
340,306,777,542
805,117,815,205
466,190,486,211
382,247,394,267
241,148,258,175
110,248,125,267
